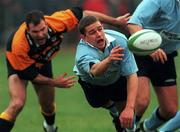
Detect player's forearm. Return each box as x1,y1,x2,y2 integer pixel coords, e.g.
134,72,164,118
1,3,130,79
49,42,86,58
83,10,118,26
125,73,138,109
90,58,110,77
127,24,143,34
32,74,55,86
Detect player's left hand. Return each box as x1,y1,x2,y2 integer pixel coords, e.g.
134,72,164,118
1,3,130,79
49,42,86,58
119,107,134,129
150,48,167,64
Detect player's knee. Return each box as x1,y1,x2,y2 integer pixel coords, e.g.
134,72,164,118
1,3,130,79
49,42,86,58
136,98,150,110
10,99,25,112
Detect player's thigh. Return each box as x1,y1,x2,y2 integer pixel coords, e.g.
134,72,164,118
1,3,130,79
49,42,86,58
8,74,27,104
32,61,54,105
154,85,178,113
32,83,55,105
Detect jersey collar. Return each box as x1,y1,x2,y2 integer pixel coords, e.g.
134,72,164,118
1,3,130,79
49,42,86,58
105,33,116,47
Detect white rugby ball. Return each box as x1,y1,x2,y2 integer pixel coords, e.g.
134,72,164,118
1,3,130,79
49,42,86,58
128,29,162,56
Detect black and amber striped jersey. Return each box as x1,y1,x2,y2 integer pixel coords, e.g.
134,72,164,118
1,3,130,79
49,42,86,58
6,7,83,80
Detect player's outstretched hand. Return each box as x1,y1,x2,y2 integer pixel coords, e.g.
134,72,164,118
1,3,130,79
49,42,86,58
107,46,124,62
54,73,76,88
115,13,131,27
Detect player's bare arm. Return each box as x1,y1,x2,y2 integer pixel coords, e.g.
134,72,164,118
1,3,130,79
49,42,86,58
83,11,130,27
127,24,143,34
32,73,76,88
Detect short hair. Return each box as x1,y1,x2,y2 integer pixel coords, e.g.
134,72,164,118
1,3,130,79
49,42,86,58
78,16,99,35
25,10,45,28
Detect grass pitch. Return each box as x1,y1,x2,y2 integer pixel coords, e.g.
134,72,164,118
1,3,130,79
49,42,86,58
0,48,179,132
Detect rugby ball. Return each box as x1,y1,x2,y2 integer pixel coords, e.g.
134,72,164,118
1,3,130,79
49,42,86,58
128,29,162,56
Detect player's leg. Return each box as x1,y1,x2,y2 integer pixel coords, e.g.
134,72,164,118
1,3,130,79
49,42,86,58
135,76,151,125
0,74,27,131
143,85,178,131
33,83,57,132
156,85,178,118
78,77,120,115
133,55,152,125
142,51,178,131
78,78,124,132
32,61,57,132
158,52,180,131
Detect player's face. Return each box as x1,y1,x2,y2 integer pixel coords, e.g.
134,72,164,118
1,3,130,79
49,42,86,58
83,21,106,51
27,20,48,45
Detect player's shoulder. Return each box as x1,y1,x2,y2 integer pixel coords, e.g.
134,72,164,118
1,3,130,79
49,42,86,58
45,7,81,32
77,39,92,52
10,23,29,54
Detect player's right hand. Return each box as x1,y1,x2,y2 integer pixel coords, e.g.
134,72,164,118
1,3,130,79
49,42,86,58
107,46,124,62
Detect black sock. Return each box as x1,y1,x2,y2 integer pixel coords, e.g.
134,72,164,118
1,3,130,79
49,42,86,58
0,118,14,132
42,113,55,125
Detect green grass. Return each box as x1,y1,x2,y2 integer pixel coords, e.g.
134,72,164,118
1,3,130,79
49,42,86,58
0,48,180,132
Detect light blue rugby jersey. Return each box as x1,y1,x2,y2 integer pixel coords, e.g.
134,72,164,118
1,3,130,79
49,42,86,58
128,0,180,54
73,29,138,86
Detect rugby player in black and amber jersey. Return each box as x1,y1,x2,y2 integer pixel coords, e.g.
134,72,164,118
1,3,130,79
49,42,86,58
0,7,130,132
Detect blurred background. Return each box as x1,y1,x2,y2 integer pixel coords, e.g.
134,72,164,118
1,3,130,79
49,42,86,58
0,1,180,132
0,0,141,49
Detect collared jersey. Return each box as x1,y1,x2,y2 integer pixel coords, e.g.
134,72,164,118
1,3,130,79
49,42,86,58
6,7,83,80
73,29,138,86
128,0,180,54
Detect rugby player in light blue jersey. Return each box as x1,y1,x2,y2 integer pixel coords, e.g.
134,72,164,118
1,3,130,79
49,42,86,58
74,16,138,132
127,0,180,131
